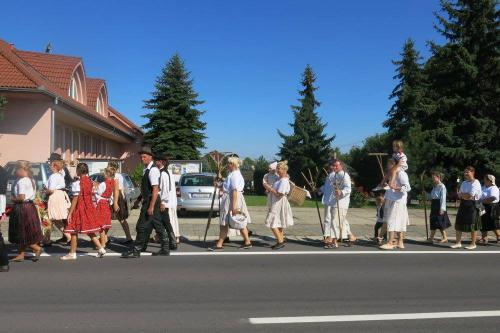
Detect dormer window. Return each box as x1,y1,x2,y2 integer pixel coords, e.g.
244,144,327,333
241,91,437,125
96,91,105,115
68,70,83,103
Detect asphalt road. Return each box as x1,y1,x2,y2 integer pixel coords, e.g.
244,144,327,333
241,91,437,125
1,242,500,333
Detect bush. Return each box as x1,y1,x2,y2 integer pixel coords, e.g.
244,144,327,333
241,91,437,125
350,186,369,208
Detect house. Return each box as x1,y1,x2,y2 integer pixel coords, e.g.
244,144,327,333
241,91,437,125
0,39,143,174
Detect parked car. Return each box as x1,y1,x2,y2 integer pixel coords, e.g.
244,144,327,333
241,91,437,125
3,161,52,206
89,173,141,214
177,173,220,214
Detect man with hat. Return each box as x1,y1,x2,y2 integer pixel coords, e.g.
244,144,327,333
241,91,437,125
154,152,177,251
121,146,170,258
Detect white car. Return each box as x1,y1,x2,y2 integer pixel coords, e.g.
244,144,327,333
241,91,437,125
177,173,220,214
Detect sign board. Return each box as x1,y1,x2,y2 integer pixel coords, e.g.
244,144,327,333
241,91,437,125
168,160,203,184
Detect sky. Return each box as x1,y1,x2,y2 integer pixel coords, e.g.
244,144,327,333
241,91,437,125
0,0,445,160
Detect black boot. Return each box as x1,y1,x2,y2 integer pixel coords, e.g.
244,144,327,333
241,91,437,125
169,232,178,250
152,248,170,256
153,231,170,256
121,248,141,258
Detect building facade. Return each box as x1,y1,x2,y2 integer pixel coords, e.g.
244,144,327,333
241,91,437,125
0,39,143,173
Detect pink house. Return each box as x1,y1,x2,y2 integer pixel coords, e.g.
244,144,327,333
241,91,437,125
0,39,143,173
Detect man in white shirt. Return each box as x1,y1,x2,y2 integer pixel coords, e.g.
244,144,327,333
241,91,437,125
121,146,169,258
155,154,177,250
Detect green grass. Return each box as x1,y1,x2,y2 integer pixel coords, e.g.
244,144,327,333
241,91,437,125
245,195,324,208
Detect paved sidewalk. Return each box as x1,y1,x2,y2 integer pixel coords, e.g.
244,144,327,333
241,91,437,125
2,206,474,243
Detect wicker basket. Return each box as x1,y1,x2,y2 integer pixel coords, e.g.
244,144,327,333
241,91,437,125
287,182,307,206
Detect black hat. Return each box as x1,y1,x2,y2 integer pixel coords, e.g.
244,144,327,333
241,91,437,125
138,146,154,156
48,153,63,162
154,153,168,161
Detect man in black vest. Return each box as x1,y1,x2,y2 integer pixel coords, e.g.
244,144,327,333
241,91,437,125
121,147,169,258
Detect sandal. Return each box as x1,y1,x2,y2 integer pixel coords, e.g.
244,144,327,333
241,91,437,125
379,243,395,250
11,256,24,262
207,246,224,252
60,253,77,260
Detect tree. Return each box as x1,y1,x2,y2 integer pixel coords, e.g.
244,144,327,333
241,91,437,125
277,65,335,186
424,0,500,180
383,39,433,143
143,54,206,159
252,156,269,195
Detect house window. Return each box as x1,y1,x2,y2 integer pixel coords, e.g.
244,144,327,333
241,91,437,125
96,92,105,115
68,71,83,103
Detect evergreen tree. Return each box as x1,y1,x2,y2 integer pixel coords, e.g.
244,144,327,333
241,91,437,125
143,54,206,159
383,39,432,143
277,65,335,186
425,0,499,179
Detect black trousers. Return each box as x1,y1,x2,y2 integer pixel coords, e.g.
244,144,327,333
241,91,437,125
374,222,384,238
134,197,168,250
0,231,9,266
160,209,175,237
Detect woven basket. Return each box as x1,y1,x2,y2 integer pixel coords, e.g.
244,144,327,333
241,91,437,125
287,182,307,206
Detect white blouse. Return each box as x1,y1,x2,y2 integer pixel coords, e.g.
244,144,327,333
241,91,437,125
482,185,499,204
15,177,36,201
159,168,177,208
71,180,81,196
95,181,112,203
115,172,125,191
384,170,411,202
273,177,290,195
263,173,279,188
459,179,482,201
430,182,447,212
223,170,245,193
46,172,65,191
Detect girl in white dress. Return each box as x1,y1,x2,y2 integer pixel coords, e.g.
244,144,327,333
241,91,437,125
263,161,279,209
264,161,293,250
209,156,252,251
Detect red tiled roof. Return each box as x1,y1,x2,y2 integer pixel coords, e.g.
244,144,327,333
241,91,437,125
15,50,82,92
86,78,106,109
0,39,143,135
0,54,37,88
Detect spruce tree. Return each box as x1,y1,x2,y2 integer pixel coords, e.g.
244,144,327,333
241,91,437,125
143,54,206,159
425,0,499,179
277,65,335,186
383,39,432,143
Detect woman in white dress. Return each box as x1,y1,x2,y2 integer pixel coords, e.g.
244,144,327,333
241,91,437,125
264,161,293,250
380,158,411,250
209,156,252,251
263,161,279,209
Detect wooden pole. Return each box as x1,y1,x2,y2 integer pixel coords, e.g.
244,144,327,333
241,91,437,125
301,171,325,236
203,179,219,244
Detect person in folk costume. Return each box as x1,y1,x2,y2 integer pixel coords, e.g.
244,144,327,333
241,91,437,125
61,163,106,260
108,161,133,244
478,174,500,244
322,159,357,249
0,165,9,272
121,147,170,258
426,171,451,243
263,161,280,209
373,190,386,245
96,167,115,249
155,154,178,251
451,166,482,250
43,153,73,246
8,161,43,262
264,161,294,250
209,156,252,251
379,158,411,250
318,162,335,245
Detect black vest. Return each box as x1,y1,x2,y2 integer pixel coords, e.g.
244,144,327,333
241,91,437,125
141,167,153,202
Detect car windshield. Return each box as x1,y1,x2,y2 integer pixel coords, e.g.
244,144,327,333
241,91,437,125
5,163,46,182
180,175,214,187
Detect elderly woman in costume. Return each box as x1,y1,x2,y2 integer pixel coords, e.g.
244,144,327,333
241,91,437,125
209,156,252,251
451,166,482,250
264,161,293,250
380,158,411,250
263,161,279,208
478,174,499,244
427,171,451,243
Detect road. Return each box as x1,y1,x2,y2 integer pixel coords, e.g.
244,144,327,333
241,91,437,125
1,240,500,333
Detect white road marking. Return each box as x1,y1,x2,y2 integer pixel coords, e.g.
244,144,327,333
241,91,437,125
8,250,500,258
248,310,500,324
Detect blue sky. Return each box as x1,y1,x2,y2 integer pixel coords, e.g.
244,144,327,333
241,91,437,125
1,0,444,159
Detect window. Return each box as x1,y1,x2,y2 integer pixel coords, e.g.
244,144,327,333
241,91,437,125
68,70,83,103
96,92,105,115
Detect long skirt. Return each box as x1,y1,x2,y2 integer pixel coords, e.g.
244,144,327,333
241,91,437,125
323,206,350,239
168,207,179,237
384,199,409,232
265,196,294,229
8,202,43,247
219,192,251,228
455,200,479,232
113,191,129,221
96,199,112,231
480,203,500,232
47,189,70,220
430,199,451,230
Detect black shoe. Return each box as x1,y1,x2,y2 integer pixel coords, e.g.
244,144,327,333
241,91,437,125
169,243,178,251
152,249,170,256
272,242,285,250
121,249,140,258
0,265,9,272
239,243,253,250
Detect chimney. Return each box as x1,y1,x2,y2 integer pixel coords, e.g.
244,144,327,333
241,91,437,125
45,42,52,54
